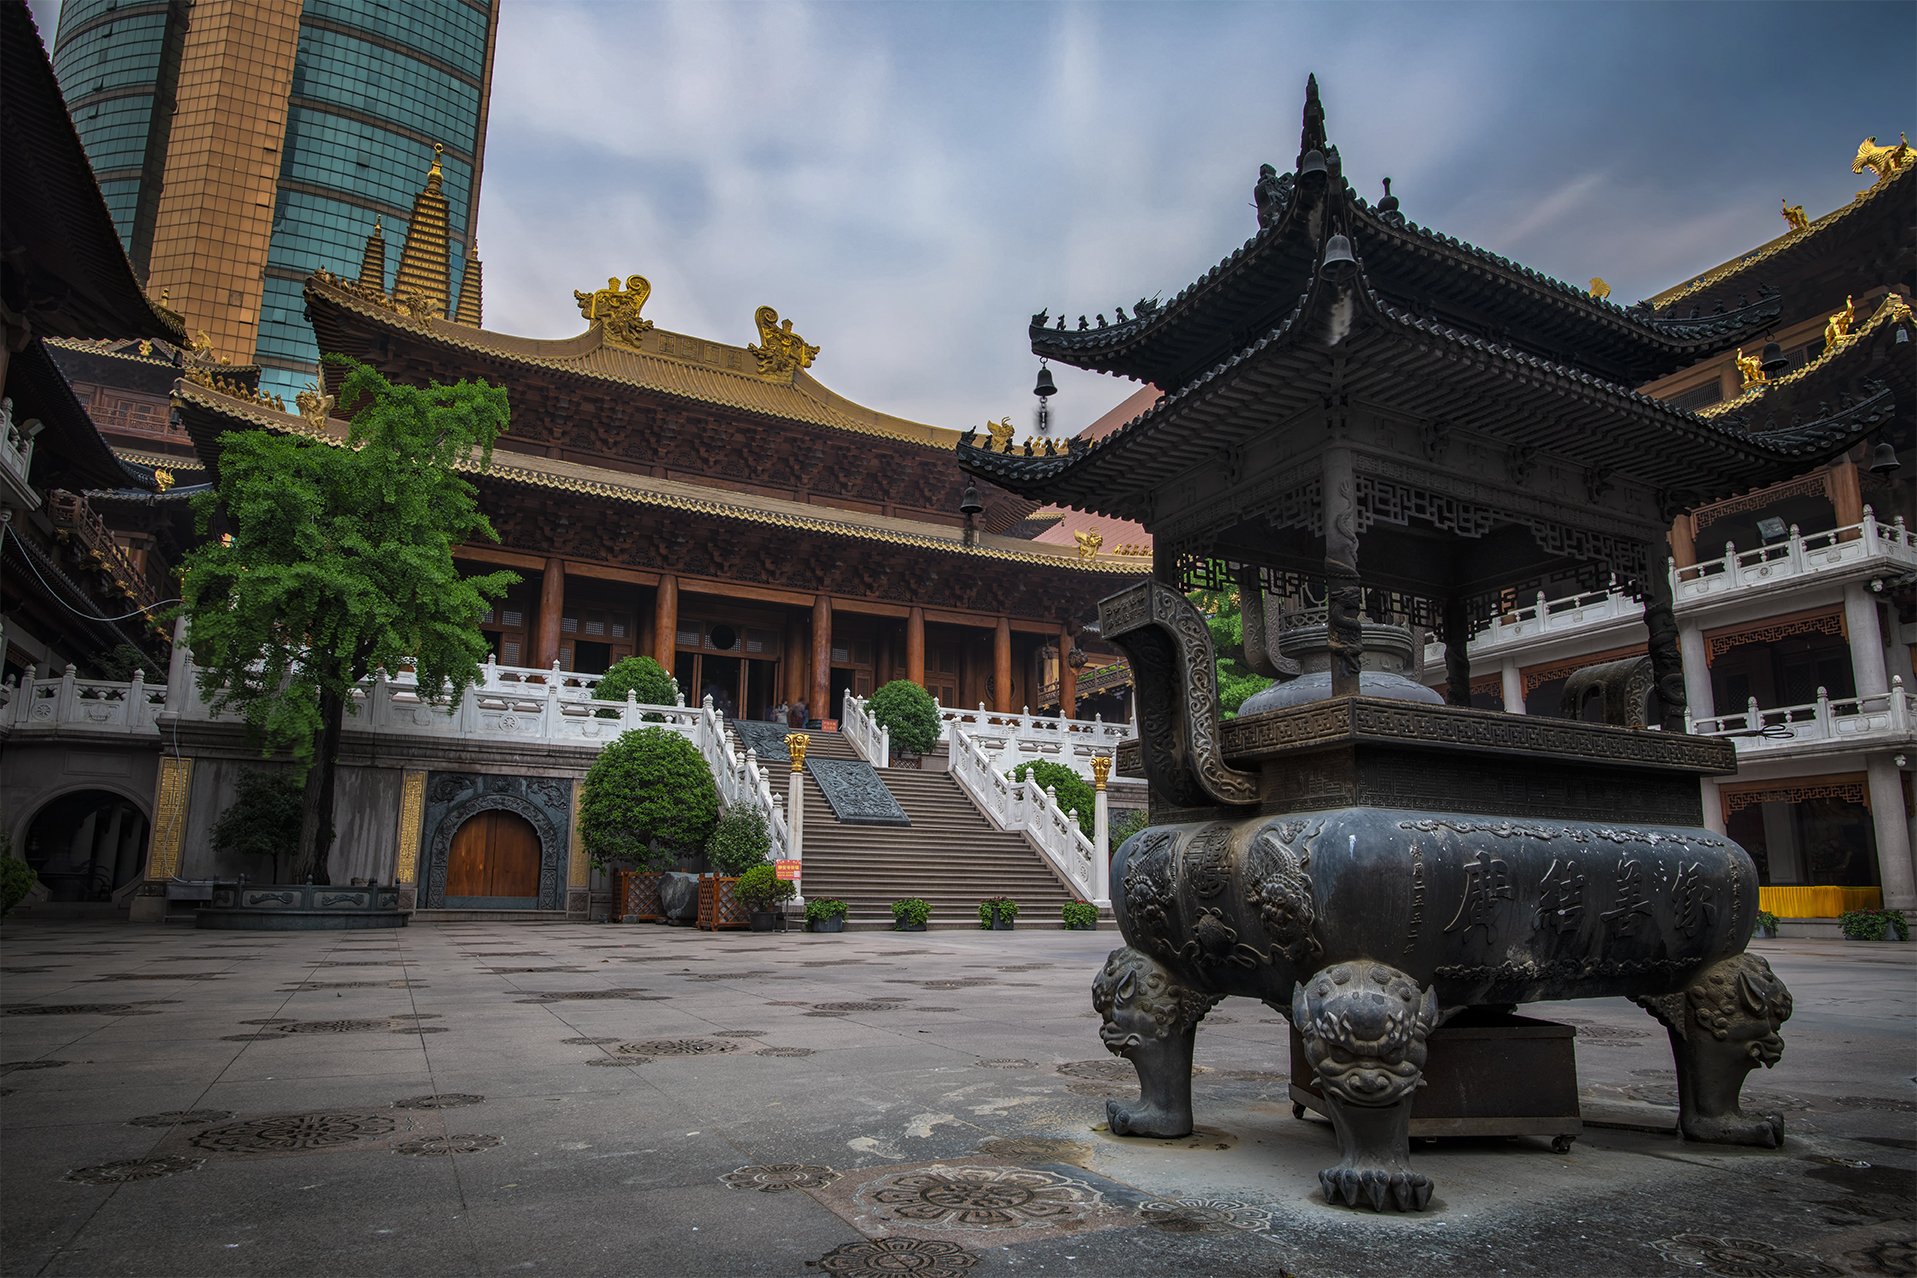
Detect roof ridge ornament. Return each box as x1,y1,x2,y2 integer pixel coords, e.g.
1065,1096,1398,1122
749,306,820,378
1298,72,1327,166
574,275,654,349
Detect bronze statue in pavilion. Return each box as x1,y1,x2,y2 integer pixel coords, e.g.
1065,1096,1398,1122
963,77,1893,1213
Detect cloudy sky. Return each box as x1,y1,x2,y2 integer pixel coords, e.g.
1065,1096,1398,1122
33,0,1917,436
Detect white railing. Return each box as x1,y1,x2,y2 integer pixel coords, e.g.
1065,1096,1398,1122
1,396,40,508
3,666,167,733
1423,581,1643,667
1674,509,1916,606
934,702,1134,781
947,716,1103,904
699,696,791,861
840,690,890,766
1689,677,1912,756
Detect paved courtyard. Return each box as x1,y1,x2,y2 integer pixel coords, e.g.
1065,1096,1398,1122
1,920,1912,1277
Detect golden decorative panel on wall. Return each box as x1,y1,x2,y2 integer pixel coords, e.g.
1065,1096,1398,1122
395,769,428,882
147,756,194,880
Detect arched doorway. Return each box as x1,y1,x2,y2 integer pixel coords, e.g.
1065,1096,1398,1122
22,790,149,901
443,809,542,907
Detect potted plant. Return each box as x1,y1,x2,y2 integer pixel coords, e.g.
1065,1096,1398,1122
868,680,941,768
1754,909,1780,940
892,898,931,932
1062,901,1097,931
806,896,849,934
1839,908,1909,942
736,864,795,932
978,896,1019,930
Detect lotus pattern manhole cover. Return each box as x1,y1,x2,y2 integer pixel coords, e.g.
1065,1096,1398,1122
722,1163,841,1191
1056,1059,1207,1081
856,1165,1103,1230
755,1047,814,1057
127,1110,234,1128
522,989,651,1000
713,1029,768,1037
392,1094,484,1109
3,1004,137,1016
586,1057,648,1066
191,1113,400,1153
269,1019,400,1034
1203,1015,1239,1024
1,1060,66,1073
975,1059,1038,1069
1646,1235,1845,1277
561,1037,621,1045
65,1156,204,1185
619,1038,738,1057
810,1002,899,1013
395,1134,502,1155
813,1238,978,1278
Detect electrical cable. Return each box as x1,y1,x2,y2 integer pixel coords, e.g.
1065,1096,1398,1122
0,520,182,621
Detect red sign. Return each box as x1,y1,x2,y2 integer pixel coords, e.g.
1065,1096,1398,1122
775,860,801,881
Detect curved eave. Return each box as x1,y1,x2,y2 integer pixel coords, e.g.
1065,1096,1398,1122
170,381,1143,577
1031,171,1782,389
303,276,965,454
976,266,1889,515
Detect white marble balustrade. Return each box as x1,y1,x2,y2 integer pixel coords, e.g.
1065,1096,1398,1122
946,714,1105,906
1688,677,1912,756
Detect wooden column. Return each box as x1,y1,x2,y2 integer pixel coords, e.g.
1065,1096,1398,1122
906,606,926,687
1323,448,1363,697
994,616,1013,713
1669,515,1697,570
534,558,565,669
652,575,677,669
811,594,831,724
1829,455,1864,540
1058,624,1077,720
784,617,807,703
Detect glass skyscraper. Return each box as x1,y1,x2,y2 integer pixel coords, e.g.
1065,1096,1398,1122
50,0,498,400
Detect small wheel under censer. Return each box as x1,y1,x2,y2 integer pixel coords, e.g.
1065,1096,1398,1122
1551,1135,1576,1154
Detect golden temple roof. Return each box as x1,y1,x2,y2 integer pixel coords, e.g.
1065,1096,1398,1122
170,378,1142,573
305,273,967,451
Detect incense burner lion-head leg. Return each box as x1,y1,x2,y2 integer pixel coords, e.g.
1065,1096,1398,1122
1637,953,1794,1148
1091,947,1221,1138
1292,962,1442,1211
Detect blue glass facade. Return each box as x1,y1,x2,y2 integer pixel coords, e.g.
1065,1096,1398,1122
50,0,495,402
260,3,494,399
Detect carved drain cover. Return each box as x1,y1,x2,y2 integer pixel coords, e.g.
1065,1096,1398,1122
1140,1198,1275,1233
855,1165,1103,1229
722,1163,840,1191
1058,1059,1212,1081
3,1004,136,1016
395,1134,502,1156
561,1037,621,1046
271,1019,398,1034
810,1002,899,1013
127,1110,234,1128
813,1238,978,1277
712,1030,768,1037
191,1113,400,1153
619,1038,738,1057
754,1047,814,1057
281,981,423,990
65,1156,204,1186
521,989,651,1001
392,1094,484,1110
1,1060,66,1073
586,1057,649,1067
975,1059,1038,1069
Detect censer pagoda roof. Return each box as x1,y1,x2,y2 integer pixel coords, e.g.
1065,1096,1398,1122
962,78,1898,530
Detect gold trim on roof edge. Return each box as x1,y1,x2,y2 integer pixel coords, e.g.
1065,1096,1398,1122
112,447,207,472
1698,292,1909,418
169,381,1140,574
1650,165,1911,309
305,275,965,451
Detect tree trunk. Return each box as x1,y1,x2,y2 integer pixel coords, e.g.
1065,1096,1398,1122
292,688,347,884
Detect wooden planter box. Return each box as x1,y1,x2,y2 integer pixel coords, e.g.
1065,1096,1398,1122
697,875,750,931
612,870,665,923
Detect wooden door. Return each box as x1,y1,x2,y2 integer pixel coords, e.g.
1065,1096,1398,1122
445,810,542,902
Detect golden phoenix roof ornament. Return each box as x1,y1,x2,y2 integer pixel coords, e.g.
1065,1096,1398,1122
749,306,819,377
1074,527,1104,558
983,416,1015,452
1587,278,1610,300
575,275,654,349
1852,133,1913,191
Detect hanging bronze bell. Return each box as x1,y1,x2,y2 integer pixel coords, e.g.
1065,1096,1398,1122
1319,233,1358,281
1760,340,1790,374
1034,365,1057,398
1868,440,1901,474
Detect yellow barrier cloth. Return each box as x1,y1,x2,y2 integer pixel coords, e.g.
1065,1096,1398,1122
1758,886,1884,918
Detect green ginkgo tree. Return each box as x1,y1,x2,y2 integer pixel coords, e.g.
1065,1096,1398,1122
180,356,518,884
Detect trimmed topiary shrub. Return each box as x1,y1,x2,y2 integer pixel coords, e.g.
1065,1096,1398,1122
704,808,771,877
867,680,941,757
1008,761,1096,838
736,863,796,912
592,656,680,719
579,727,719,870
210,768,305,878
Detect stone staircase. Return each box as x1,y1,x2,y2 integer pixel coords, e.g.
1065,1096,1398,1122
730,729,1084,928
